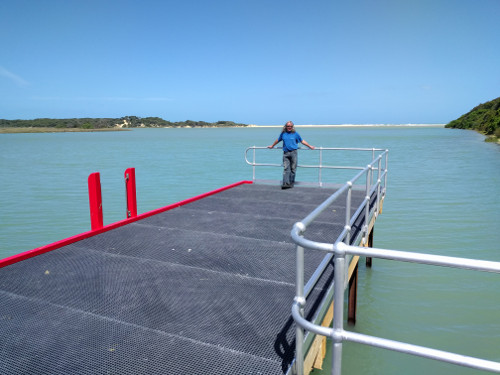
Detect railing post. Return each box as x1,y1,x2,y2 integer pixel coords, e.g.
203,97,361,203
124,168,137,218
253,146,256,181
371,148,375,186
88,172,103,231
319,147,323,186
383,150,389,193
345,182,352,245
332,245,346,375
295,243,306,375
376,158,382,216
363,165,371,245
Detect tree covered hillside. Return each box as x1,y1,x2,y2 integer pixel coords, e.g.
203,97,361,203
0,116,247,129
445,97,500,141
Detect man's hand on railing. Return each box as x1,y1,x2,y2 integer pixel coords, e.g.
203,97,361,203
301,140,315,150
268,140,279,148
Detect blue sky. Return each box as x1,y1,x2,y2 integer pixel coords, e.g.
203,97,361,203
1,0,499,125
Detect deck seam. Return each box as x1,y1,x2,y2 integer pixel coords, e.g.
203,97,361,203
189,194,354,207
67,244,298,288
130,221,298,245
142,206,347,226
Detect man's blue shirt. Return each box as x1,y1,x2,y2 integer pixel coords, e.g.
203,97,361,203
278,131,303,152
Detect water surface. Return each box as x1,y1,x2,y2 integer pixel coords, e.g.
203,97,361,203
1,126,498,374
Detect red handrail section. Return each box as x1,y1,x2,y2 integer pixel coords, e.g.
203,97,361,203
0,176,253,268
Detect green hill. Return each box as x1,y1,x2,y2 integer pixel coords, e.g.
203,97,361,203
0,116,247,129
445,97,500,142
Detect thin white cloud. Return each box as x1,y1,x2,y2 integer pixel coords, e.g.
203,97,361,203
0,66,29,87
32,96,173,101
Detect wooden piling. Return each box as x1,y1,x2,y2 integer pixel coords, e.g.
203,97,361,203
366,228,374,267
348,262,358,324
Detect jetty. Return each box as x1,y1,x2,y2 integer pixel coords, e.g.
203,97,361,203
2,147,498,374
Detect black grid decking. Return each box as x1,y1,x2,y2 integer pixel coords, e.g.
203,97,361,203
0,183,366,374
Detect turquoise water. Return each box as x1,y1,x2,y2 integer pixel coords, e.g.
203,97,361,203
1,126,499,374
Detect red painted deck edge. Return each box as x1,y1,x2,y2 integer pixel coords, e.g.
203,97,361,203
0,180,253,268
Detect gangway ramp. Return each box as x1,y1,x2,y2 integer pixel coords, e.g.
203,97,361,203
0,182,366,374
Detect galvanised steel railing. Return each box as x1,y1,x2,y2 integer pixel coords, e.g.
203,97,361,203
286,149,388,375
245,146,390,373
288,150,500,374
290,241,500,374
245,146,389,313
244,146,388,187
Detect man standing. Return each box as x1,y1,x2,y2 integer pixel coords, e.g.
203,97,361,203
268,121,315,189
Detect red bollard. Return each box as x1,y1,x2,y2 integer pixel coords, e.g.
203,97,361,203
124,168,137,218
88,172,103,230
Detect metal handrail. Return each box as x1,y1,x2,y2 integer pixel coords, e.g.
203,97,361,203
288,148,500,374
291,243,500,374
288,149,388,374
244,146,388,186
244,146,389,365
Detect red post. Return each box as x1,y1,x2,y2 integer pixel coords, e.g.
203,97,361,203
124,168,137,218
88,172,103,230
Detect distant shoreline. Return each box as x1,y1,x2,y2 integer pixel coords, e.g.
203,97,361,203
248,124,446,128
1,124,446,134
0,127,130,134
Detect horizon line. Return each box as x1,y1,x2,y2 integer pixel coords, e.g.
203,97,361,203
249,124,446,128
